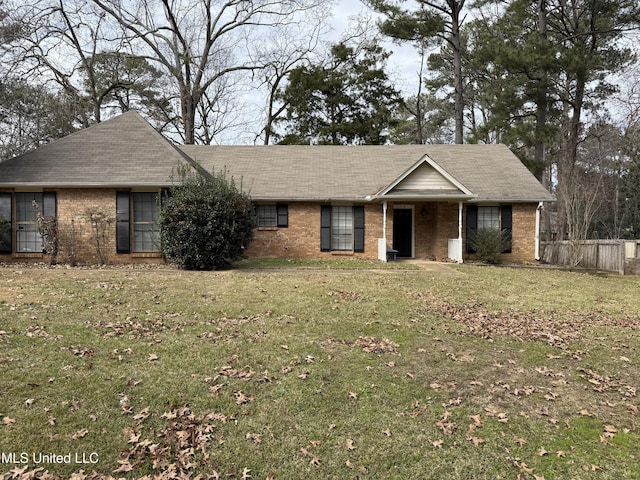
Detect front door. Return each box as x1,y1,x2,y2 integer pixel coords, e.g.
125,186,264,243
393,208,413,258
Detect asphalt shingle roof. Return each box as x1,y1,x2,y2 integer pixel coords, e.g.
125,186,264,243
0,111,554,203
180,144,555,203
0,111,190,187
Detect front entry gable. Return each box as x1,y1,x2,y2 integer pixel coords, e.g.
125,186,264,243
376,156,475,201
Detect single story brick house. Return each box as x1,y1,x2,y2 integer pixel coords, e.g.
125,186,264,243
0,111,554,265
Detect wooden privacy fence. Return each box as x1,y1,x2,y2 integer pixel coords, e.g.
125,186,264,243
540,240,640,275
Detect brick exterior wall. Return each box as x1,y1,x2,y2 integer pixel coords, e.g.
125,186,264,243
0,188,163,265
246,203,383,261
0,190,540,265
462,203,538,264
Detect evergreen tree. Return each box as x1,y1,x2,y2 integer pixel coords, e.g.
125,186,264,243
276,41,401,145
367,0,469,143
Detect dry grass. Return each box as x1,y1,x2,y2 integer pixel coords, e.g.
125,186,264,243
0,262,639,479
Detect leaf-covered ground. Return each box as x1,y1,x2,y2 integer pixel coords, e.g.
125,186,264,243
1,261,639,479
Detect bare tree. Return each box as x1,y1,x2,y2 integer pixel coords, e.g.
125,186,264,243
255,13,329,145
91,0,331,144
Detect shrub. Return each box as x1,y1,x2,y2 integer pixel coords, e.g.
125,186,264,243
0,217,8,250
32,200,59,265
471,228,510,264
84,207,115,265
159,168,255,270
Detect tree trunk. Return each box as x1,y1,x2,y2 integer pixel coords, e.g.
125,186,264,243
451,4,464,144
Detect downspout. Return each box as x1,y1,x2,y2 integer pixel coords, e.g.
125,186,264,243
535,202,542,260
458,202,464,263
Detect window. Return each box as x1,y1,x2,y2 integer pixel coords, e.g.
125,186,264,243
256,204,288,228
16,192,42,252
477,206,500,231
331,206,353,251
320,205,365,252
133,192,159,251
466,205,512,253
116,191,160,253
13,192,56,254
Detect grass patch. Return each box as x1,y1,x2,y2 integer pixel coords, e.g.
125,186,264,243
0,264,639,479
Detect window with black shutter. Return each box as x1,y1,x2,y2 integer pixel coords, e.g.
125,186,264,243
320,205,365,253
466,204,513,254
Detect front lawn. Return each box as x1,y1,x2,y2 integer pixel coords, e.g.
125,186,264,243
1,263,639,479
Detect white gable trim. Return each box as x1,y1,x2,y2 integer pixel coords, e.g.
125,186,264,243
375,154,474,199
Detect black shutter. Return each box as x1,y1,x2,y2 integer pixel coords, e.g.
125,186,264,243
277,204,288,228
42,192,56,217
466,205,478,253
0,193,11,254
353,206,365,252
116,191,130,254
501,205,512,253
320,205,331,251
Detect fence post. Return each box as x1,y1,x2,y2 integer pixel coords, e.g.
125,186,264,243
619,240,625,275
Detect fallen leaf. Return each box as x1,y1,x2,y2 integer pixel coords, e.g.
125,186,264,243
431,439,443,448
512,436,527,446
349,391,358,400
241,467,251,479
469,414,482,428
346,439,356,450
467,436,484,446
148,353,159,361
24,398,35,408
2,416,16,425
71,428,89,440
537,447,548,456
234,390,253,405
382,429,392,437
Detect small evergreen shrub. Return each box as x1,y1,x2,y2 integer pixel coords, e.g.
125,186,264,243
471,228,510,264
159,168,255,270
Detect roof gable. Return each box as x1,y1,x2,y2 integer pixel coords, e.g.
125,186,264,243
377,156,474,200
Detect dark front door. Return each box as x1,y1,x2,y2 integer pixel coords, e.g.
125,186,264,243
393,208,413,258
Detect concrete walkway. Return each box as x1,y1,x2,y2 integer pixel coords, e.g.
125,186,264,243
394,259,463,274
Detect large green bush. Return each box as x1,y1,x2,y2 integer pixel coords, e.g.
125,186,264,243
159,169,255,270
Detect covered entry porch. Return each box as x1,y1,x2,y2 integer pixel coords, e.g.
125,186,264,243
377,201,466,263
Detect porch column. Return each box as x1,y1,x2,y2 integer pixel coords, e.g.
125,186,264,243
457,202,464,263
378,201,389,262
535,202,542,260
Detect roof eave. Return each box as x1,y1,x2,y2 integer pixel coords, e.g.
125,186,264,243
0,183,173,189
376,193,476,202
468,197,556,203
